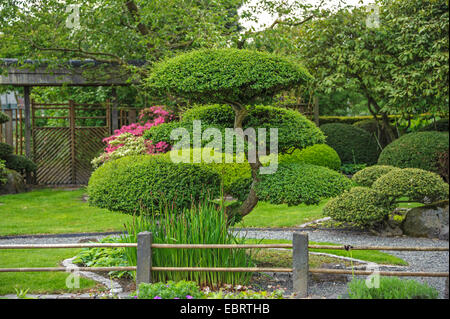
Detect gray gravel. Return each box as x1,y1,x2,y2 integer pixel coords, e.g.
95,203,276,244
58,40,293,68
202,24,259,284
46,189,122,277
1,230,448,299
234,229,449,298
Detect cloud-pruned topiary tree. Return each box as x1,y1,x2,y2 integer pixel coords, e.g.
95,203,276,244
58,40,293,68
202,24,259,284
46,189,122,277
146,48,323,218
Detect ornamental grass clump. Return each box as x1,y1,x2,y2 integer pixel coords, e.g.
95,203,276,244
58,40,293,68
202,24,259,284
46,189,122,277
120,199,254,287
346,277,439,299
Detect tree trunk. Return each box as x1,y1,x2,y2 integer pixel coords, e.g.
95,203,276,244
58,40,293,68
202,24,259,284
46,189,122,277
229,103,261,218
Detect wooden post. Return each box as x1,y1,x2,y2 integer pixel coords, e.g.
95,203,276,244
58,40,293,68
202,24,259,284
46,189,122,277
136,231,152,288
4,109,13,146
128,109,137,124
69,100,76,184
24,86,31,159
111,88,119,133
293,232,309,298
313,96,319,127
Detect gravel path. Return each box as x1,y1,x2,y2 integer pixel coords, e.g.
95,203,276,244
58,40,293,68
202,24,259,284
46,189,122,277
234,228,449,298
1,229,448,299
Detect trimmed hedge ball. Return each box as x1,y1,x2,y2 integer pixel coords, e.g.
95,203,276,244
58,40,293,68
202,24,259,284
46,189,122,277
87,155,221,215
320,123,380,165
420,118,449,132
163,148,251,195
352,165,401,187
255,163,353,206
323,187,395,228
353,119,378,136
146,48,312,104
377,131,449,173
279,144,341,171
175,104,326,154
372,168,449,203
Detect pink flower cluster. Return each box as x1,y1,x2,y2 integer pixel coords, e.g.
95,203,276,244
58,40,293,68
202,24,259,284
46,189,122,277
102,106,172,154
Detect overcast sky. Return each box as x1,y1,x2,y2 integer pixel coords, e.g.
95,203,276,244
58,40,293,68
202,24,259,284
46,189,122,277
239,0,376,30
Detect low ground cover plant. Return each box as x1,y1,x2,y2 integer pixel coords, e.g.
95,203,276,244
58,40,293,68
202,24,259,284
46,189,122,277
137,281,205,299
346,277,439,299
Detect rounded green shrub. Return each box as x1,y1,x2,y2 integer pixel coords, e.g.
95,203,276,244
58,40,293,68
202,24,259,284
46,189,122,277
87,155,221,215
372,168,449,203
255,163,353,206
323,187,395,228
174,104,326,154
279,144,341,170
4,154,37,174
320,123,380,165
163,148,251,195
229,176,253,202
146,48,312,104
352,165,401,187
378,131,449,173
353,119,378,136
0,142,13,159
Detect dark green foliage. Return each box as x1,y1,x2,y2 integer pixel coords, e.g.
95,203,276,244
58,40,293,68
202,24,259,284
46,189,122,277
0,111,10,124
372,168,449,203
347,277,439,299
323,187,395,228
0,160,7,185
378,131,449,173
320,123,380,164
279,144,341,171
352,165,400,187
229,176,253,202
353,119,379,136
138,281,204,299
0,142,13,159
256,163,353,206
87,155,221,215
319,115,397,125
420,118,449,132
146,48,312,104
3,154,37,174
146,104,326,154
340,163,367,176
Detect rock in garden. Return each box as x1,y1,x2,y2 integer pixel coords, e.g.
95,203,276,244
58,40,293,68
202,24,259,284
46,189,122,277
402,200,449,240
0,169,26,195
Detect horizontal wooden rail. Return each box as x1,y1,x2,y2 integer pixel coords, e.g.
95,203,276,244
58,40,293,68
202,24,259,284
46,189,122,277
308,245,449,251
310,269,449,278
0,267,136,273
0,243,137,249
0,243,447,251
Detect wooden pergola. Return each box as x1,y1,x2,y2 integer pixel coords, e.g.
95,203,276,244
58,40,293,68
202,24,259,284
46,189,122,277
0,58,142,159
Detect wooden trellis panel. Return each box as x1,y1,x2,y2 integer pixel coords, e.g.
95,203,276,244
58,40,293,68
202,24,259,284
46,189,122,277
32,100,110,185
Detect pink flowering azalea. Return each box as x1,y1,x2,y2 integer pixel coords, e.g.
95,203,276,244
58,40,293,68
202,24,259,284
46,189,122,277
102,106,172,155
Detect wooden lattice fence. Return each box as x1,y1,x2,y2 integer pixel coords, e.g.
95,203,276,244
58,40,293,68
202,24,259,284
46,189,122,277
31,100,112,185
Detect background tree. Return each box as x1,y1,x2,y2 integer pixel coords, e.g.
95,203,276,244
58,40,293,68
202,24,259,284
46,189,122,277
145,48,324,217
242,0,449,144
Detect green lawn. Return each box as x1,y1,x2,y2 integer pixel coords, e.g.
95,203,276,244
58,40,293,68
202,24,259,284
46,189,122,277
0,188,133,236
237,200,327,228
0,248,101,295
244,238,407,266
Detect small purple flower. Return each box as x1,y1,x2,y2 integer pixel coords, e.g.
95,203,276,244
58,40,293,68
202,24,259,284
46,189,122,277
154,296,162,299
133,296,138,299
174,297,180,299
186,295,193,299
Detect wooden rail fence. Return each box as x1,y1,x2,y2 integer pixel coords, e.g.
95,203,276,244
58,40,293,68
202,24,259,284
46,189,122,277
0,232,448,298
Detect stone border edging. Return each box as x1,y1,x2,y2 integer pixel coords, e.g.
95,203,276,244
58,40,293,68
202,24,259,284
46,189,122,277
61,257,124,294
